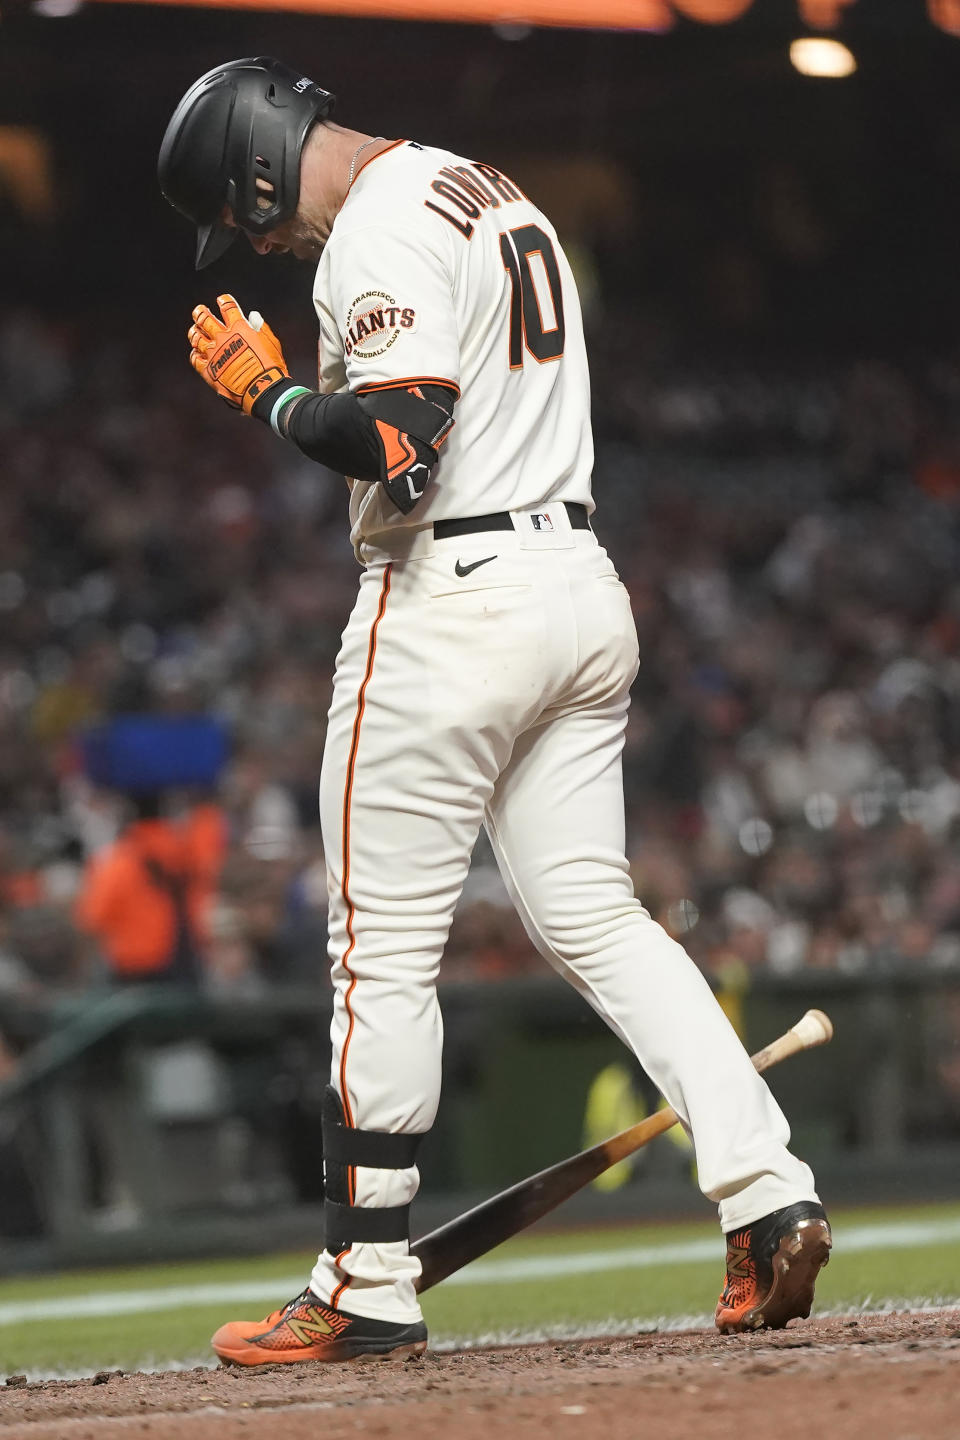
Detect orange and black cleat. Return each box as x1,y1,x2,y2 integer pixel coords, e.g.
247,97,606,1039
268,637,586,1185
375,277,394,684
211,1289,428,1366
715,1201,832,1334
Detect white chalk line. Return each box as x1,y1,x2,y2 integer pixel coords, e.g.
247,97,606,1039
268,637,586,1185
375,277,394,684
10,1301,960,1385
1,1214,959,1329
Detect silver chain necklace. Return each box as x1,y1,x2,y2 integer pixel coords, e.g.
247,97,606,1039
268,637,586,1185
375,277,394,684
348,136,385,188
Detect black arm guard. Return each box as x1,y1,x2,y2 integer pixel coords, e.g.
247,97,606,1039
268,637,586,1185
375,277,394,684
250,379,455,515
356,386,455,514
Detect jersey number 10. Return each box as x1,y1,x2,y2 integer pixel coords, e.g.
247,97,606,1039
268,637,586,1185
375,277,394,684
499,225,566,370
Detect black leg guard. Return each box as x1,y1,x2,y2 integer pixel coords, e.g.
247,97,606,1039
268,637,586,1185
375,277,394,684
321,1086,426,1255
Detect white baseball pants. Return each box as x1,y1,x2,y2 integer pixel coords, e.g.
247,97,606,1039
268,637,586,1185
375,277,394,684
310,506,818,1322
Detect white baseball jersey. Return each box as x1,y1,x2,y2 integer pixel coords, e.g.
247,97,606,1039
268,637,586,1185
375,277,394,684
312,140,594,548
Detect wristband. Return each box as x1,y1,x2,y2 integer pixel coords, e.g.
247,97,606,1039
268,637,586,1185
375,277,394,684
249,378,313,436
269,384,312,438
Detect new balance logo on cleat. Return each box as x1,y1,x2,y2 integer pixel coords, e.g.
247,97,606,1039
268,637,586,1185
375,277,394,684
284,1305,350,1344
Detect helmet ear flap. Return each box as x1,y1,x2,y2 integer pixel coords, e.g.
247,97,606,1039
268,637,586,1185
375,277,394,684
229,100,297,237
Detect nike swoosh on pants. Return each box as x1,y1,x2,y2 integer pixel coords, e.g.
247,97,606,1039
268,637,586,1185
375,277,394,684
455,555,497,577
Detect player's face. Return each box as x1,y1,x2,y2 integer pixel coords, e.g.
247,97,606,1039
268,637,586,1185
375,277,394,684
220,204,326,263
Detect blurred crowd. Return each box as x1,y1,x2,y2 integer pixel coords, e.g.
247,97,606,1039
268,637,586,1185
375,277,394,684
2,302,960,1007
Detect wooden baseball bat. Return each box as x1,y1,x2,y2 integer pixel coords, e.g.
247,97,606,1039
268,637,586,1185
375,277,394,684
411,1008,833,1293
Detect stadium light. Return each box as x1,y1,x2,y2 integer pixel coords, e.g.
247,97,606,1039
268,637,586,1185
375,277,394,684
789,36,857,76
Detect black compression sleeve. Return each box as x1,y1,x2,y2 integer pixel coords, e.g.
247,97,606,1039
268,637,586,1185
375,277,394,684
249,379,455,487
248,380,383,479
284,390,383,479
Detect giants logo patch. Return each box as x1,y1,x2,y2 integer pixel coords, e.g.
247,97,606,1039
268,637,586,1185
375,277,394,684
344,290,418,361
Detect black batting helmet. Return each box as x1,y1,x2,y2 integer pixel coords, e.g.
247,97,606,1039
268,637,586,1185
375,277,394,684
158,57,336,269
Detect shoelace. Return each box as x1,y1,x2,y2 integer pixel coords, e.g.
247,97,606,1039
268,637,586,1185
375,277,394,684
265,1289,313,1327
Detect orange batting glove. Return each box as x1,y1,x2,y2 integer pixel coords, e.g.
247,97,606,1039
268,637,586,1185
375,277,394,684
188,294,290,416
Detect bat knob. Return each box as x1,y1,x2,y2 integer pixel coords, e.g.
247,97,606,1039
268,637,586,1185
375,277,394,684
793,1009,834,1048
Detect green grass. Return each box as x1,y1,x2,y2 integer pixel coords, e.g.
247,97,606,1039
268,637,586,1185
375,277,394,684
2,1201,959,1377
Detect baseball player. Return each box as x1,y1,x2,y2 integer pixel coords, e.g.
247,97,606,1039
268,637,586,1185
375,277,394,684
158,57,831,1366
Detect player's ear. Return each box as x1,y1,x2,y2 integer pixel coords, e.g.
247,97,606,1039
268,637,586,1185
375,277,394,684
255,176,277,210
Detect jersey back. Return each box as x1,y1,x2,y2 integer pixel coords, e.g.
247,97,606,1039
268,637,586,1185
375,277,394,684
313,140,594,546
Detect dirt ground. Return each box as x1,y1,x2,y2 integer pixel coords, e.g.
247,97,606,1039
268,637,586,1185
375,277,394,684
1,1310,958,1440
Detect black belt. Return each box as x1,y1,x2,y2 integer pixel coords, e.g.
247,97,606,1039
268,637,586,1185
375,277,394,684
434,502,590,540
